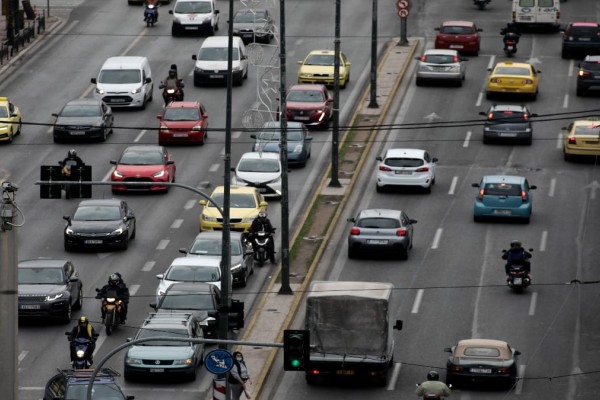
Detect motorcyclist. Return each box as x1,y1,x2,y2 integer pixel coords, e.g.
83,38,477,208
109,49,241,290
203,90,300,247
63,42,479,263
248,212,276,263
416,371,451,398
68,316,97,364
502,240,532,275
143,0,159,22
96,273,130,323
500,23,521,50
161,66,184,105
60,149,84,176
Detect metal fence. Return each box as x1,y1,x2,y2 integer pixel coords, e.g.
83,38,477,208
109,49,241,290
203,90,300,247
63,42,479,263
0,13,46,65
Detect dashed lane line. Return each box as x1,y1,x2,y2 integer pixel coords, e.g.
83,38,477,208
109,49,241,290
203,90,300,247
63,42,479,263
540,230,548,252
386,362,402,391
563,94,569,109
134,130,147,142
463,131,471,148
171,219,183,229
141,261,155,272
232,131,242,139
529,292,538,316
431,228,443,249
156,239,170,250
185,199,196,210
548,178,556,197
556,132,563,149
18,350,28,363
448,176,458,195
209,163,220,172
515,364,526,394
411,289,424,314
129,284,140,296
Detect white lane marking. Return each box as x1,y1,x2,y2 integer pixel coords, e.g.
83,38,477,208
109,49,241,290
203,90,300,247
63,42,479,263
487,55,496,70
18,351,28,364
141,261,155,272
540,230,548,252
386,362,402,391
463,131,472,148
548,178,556,197
102,168,113,182
515,364,526,394
557,132,563,149
46,126,52,134
411,289,424,314
431,228,443,249
122,30,147,56
448,176,458,195
568,59,574,77
185,199,196,210
563,94,569,109
529,292,538,316
171,219,183,229
129,284,140,296
475,92,483,107
232,131,242,139
220,148,225,156
188,69,194,77
209,163,220,172
18,387,45,391
156,239,170,250
591,186,597,200
134,130,147,142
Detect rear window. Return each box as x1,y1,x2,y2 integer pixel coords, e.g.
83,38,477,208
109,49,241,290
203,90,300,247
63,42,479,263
357,218,400,229
518,0,534,6
488,111,527,122
484,183,521,196
581,61,600,72
574,125,600,135
494,66,531,76
385,158,424,168
538,0,553,6
424,55,456,64
569,26,600,37
440,26,475,35
464,347,501,357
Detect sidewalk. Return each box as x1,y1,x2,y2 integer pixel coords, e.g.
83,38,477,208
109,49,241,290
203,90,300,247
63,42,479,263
235,37,422,400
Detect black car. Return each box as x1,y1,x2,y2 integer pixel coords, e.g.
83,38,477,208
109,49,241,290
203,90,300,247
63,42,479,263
18,259,83,323
230,8,275,44
52,99,113,143
44,368,134,400
63,199,136,251
576,55,600,96
479,104,536,145
561,22,600,59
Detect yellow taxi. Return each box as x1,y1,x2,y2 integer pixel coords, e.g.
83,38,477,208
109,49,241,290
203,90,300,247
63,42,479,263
297,50,351,88
0,97,22,143
485,62,540,100
563,118,600,160
199,186,268,232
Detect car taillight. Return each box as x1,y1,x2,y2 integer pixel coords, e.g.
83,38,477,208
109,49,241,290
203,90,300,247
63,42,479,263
453,56,459,63
507,40,515,45
491,78,501,83
350,227,360,236
379,165,393,172
478,188,485,199
556,11,560,19
396,228,407,237
421,55,427,62
523,113,529,120
415,167,429,172
568,136,576,144
512,11,516,21
450,365,464,372
498,367,511,374
521,190,528,201
522,79,533,84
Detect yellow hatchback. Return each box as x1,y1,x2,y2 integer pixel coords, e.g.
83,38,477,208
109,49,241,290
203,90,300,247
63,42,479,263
563,118,600,161
297,50,351,89
485,62,540,100
0,97,22,143
199,186,268,232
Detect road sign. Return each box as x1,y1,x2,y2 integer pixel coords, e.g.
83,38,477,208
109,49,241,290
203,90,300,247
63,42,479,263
397,0,409,9
398,8,409,18
204,349,234,375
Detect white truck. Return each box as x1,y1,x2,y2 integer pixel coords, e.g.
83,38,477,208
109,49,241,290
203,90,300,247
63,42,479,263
304,281,403,385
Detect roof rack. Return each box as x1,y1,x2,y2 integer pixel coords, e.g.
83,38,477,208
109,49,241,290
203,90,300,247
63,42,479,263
144,312,195,324
55,367,121,379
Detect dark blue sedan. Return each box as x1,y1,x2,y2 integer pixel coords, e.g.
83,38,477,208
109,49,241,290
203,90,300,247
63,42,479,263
250,121,312,167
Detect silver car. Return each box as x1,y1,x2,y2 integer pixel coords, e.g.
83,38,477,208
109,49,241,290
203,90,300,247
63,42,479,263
347,209,417,260
415,49,467,86
230,8,275,44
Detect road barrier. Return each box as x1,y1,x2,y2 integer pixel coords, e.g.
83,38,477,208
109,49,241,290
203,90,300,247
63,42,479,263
0,14,45,65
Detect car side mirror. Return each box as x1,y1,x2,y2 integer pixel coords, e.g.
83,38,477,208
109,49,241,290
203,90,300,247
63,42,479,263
126,337,132,342
478,111,487,116
110,160,117,165
393,320,403,330
306,135,313,141
259,201,268,207
179,248,188,254
167,160,175,165
168,10,173,14
444,347,452,353
192,54,198,61
409,219,418,224
297,60,302,65
126,396,136,400
231,167,236,172
91,78,97,84
471,183,480,187
529,185,537,190
530,113,538,117
157,115,163,120
199,199,207,206
250,134,257,139
156,274,164,280
345,62,351,67
346,217,355,223
487,68,492,72
215,9,220,14
434,27,440,31
376,156,383,161
536,70,541,73
145,77,152,84
478,28,483,32
63,216,71,223
149,303,157,309
514,350,521,356
432,157,438,163
51,113,59,117
414,56,421,61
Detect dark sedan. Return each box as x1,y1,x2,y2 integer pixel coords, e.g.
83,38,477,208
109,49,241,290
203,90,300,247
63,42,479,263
445,339,520,388
52,99,113,143
18,259,83,323
251,121,312,167
231,8,274,44
479,104,536,145
63,199,136,251
285,84,333,129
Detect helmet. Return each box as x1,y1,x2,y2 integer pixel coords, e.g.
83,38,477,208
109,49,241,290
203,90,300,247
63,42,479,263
427,371,439,381
79,316,88,326
109,273,120,285
68,149,77,158
257,212,267,220
510,240,522,249
168,69,176,78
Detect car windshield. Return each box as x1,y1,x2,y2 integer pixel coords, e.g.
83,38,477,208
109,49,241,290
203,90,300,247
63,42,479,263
423,54,457,64
287,90,325,102
574,124,600,135
483,183,521,196
98,69,141,84
165,265,220,282
136,327,190,346
304,54,335,66
73,205,121,221
463,347,501,357
488,111,527,122
18,267,64,284
259,129,302,141
189,238,243,255
60,105,101,118
384,157,424,168
494,67,530,76
238,158,280,173
582,61,600,72
440,26,475,35
163,107,200,121
198,47,240,61
119,150,164,165
356,218,400,229
209,193,257,208
159,291,215,310
65,383,124,400
175,1,211,13
234,11,266,23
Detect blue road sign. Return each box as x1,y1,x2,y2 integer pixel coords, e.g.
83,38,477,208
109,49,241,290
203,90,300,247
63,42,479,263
204,349,234,375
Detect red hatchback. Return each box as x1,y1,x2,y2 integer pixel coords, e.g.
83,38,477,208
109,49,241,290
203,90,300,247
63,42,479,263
285,84,333,129
157,101,208,145
435,21,482,56
110,145,176,193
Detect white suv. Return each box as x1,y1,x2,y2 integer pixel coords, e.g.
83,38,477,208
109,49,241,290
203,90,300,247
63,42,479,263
169,0,219,36
375,148,438,193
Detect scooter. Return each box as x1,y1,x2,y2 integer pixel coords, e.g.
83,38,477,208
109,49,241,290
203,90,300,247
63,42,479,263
65,332,98,369
159,82,184,106
144,4,158,27
506,264,531,293
96,287,126,335
473,0,490,10
252,229,275,267
503,33,520,57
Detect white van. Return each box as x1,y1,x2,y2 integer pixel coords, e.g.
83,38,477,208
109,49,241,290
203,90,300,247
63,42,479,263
170,0,219,36
91,56,153,109
512,0,560,31
191,36,248,86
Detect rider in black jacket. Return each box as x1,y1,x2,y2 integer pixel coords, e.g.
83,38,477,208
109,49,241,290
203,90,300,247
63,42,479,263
96,273,130,322
502,240,531,275
248,212,276,263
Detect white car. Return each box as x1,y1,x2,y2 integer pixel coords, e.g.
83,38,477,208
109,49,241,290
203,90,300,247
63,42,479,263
415,49,466,87
231,152,282,199
375,148,437,193
155,257,221,302
170,0,220,36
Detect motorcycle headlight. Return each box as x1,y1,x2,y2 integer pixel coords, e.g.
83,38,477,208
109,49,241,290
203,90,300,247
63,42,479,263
113,170,124,178
95,88,105,95
166,89,176,94
231,262,242,272
131,87,142,94
292,144,303,153
76,350,85,358
45,293,64,302
106,297,116,303
154,170,166,178
173,358,193,365
126,357,142,365
111,227,124,235
65,227,74,235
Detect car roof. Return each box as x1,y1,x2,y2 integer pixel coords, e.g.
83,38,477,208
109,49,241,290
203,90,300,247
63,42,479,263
57,367,121,384
357,209,403,219
63,99,103,107
142,312,199,328
455,339,511,358
240,152,280,161
102,56,147,69
77,199,123,207
166,101,202,108
211,185,259,195
18,259,68,268
384,148,427,159
261,120,305,130
572,119,600,127
165,281,217,293
583,55,600,62
289,84,327,91
494,61,532,69
481,175,525,184
170,256,221,268
307,50,335,56
0,96,10,105
192,231,245,241
489,104,528,112
441,20,475,27
423,49,459,56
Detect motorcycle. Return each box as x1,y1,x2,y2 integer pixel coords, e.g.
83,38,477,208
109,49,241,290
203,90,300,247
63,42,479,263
473,0,490,10
503,33,520,57
415,383,452,399
159,82,184,106
59,160,82,199
65,332,98,369
144,4,158,27
251,228,275,267
503,248,532,293
95,287,125,335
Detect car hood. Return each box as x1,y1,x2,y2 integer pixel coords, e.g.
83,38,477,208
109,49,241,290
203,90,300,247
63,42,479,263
187,254,246,268
203,206,262,220
286,100,325,110
69,220,122,233
161,120,201,130
96,83,141,93
115,164,165,176
55,116,103,126
235,170,281,184
18,284,67,295
127,345,196,360
234,22,267,31
195,60,242,70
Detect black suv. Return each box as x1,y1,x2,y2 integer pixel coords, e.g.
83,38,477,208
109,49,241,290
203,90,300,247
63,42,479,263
561,22,600,59
576,55,600,96
479,105,537,145
44,368,134,400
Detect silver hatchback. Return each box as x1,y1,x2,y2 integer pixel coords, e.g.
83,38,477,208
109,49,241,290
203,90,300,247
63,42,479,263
347,209,417,260
415,49,467,86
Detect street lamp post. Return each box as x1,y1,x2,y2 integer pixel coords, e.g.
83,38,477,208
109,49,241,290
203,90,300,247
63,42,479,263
329,0,341,188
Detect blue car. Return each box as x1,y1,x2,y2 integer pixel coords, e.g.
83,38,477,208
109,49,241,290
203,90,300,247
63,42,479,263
471,175,537,223
251,121,312,167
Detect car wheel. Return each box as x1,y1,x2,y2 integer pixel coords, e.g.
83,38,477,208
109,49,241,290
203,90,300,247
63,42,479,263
130,224,136,240
121,238,129,250
523,216,530,224
306,374,318,385
576,87,585,97
62,303,72,324
485,91,493,100
456,79,463,87
424,184,432,194
124,370,133,381
415,78,423,86
249,262,254,276
525,136,532,146
483,136,490,145
474,215,482,223
73,286,83,310
399,246,409,260
188,368,197,382
561,49,569,59
239,270,248,287
207,25,215,36
171,25,180,37
376,183,384,193
214,20,219,31
531,91,538,101
6,131,13,143
341,77,347,89
348,247,359,259
101,128,107,142
564,151,572,161
16,121,22,135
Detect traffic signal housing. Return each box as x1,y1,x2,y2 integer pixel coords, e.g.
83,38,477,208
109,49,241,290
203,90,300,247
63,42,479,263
283,329,310,371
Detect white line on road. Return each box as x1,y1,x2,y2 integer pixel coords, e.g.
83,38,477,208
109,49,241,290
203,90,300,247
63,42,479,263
563,94,569,109
548,178,556,197
18,387,45,391
556,132,563,149
448,176,458,195
232,131,242,139
141,261,155,272
209,163,220,172
220,148,225,156
411,289,424,314
540,230,548,252
171,219,183,229
94,334,108,359
431,228,443,249
386,362,402,390
515,364,526,394
463,131,471,147
134,130,147,142
102,168,113,182
18,350,28,364
129,285,140,296
185,199,196,210
529,292,538,316
487,55,496,70
568,59,574,77
475,92,483,107
156,239,170,250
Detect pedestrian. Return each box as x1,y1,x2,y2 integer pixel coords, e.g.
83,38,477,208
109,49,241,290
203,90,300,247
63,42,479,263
228,351,251,400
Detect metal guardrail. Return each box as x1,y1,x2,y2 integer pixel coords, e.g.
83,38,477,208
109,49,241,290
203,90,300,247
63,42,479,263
0,14,45,65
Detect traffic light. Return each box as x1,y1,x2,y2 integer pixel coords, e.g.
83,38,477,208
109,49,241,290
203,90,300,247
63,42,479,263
283,329,309,371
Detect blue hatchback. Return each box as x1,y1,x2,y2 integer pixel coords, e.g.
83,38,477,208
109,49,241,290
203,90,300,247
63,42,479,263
471,175,537,223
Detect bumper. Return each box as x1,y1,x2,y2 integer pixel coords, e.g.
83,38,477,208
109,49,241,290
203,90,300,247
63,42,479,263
564,145,600,157
483,129,532,142
54,128,105,140
298,75,347,87
486,84,537,95
18,299,70,317
124,363,195,377
562,43,600,54
200,220,252,233
348,240,409,253
0,131,12,141
94,93,146,108
194,70,244,85
577,79,600,91
447,370,515,385
416,71,462,81
159,131,205,145
376,172,433,188
111,178,169,192
473,203,531,219
172,21,212,34
64,233,129,249
287,112,330,127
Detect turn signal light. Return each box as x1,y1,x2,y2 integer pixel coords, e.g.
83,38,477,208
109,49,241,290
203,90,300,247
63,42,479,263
450,365,464,372
453,56,459,63
350,227,360,236
522,79,533,84
478,188,485,199
498,367,511,374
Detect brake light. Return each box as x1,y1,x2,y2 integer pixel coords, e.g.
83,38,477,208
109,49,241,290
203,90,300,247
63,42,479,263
498,367,511,374
415,167,429,172
523,113,529,120
478,188,485,199
556,11,560,20
521,190,528,201
503,111,514,114
568,136,576,144
512,11,516,21
450,365,464,372
507,40,515,45
421,55,427,62
379,165,393,172
396,228,407,237
453,56,459,63
350,227,360,236
522,79,533,84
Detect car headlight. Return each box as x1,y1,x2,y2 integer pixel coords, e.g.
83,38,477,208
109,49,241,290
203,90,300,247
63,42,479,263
231,262,242,272
242,216,255,223
154,170,166,178
202,214,217,222
195,67,207,73
192,124,202,131
484,126,491,131
0,126,8,132
267,176,281,184
525,128,531,132
233,176,247,184
131,87,142,94
173,358,194,365
232,65,242,72
173,16,181,23
233,28,240,34
202,17,211,24
113,170,124,178
160,124,169,131
45,293,64,302
125,357,142,365
65,227,74,235
76,350,85,358
111,227,124,235
292,144,303,153
95,88,105,95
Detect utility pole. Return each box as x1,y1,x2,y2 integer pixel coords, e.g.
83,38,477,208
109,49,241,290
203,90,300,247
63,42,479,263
0,181,19,400
329,0,341,188
368,0,379,108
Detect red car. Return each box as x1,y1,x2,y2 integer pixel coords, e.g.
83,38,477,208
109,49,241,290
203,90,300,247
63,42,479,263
435,21,482,55
110,145,176,193
284,84,333,129
157,101,208,145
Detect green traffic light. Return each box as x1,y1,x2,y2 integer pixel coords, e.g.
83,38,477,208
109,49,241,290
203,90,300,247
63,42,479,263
291,359,301,368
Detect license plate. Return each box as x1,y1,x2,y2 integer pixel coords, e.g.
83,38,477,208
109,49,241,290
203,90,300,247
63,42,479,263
449,45,463,49
149,368,164,373
185,26,199,30
111,99,126,103
85,240,103,244
520,16,532,21
470,368,492,374
295,116,310,121
499,132,517,137
578,37,591,41
70,131,86,135
513,277,523,285
173,133,188,138
210,74,224,79
493,210,511,215
395,170,412,175
367,239,388,245
242,33,253,38
336,370,355,376
20,304,40,310
258,188,267,193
